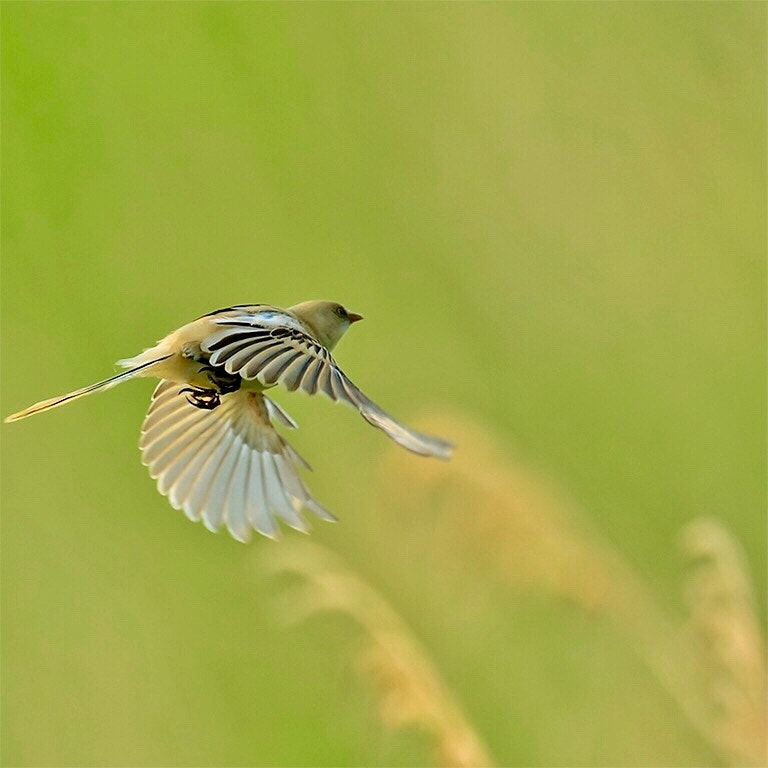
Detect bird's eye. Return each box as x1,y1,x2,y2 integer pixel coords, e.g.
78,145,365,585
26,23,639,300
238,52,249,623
335,305,347,318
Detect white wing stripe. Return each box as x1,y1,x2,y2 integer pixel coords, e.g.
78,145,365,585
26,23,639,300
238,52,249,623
158,416,229,489
269,453,310,531
165,419,232,512
145,411,222,474
213,311,307,334
184,422,237,527
142,391,190,430
141,407,209,464
141,388,207,443
254,450,280,538
172,423,231,521
201,431,243,533
263,452,306,531
246,451,276,539
224,441,252,542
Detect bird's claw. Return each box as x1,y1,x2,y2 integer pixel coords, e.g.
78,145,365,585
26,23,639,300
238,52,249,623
179,386,221,410
178,360,241,410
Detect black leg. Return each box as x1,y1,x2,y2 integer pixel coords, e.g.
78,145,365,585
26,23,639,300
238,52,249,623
179,386,221,410
198,364,241,395
177,357,241,411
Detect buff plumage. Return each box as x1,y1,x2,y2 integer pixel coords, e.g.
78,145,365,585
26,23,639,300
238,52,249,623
5,301,454,541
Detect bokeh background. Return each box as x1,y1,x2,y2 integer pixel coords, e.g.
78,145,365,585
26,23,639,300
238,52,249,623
1,3,765,767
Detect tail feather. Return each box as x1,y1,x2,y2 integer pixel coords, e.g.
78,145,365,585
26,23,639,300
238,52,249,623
4,356,170,423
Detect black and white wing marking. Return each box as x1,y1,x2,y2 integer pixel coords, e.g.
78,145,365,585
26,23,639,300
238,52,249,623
140,380,335,542
201,311,455,460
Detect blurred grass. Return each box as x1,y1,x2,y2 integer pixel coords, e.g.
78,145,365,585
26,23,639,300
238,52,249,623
1,3,765,766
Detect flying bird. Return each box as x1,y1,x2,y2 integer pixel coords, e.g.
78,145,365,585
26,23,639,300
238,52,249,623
5,301,454,541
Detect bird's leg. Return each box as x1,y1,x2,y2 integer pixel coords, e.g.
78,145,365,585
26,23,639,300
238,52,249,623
197,364,241,395
178,344,241,409
178,366,241,410
179,386,221,410
179,366,239,409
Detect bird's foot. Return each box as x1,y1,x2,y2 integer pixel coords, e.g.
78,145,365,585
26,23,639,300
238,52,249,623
198,364,241,395
179,386,221,410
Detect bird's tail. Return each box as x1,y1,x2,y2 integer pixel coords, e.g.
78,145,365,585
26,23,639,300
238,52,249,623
4,356,171,423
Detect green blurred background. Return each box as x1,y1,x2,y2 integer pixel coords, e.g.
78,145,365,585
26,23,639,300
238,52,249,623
1,3,765,766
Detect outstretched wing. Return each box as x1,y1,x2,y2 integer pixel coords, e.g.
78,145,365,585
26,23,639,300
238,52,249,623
200,311,455,460
140,380,335,542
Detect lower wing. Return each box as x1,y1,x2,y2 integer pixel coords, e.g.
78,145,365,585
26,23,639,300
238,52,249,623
140,380,335,542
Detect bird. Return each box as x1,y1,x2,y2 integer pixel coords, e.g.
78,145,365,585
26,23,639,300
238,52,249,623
5,301,454,541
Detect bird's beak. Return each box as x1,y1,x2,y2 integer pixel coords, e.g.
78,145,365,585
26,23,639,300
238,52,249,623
347,312,364,323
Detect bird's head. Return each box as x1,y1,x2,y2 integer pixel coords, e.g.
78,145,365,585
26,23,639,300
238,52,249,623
289,300,363,350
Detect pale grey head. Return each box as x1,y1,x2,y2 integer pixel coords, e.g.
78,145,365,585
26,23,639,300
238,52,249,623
288,300,363,350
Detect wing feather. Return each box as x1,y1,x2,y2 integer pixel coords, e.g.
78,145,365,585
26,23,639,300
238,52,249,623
141,381,332,540
247,450,277,539
301,356,325,396
144,405,228,476
261,350,304,386
162,412,233,510
190,424,238,531
156,418,224,496
315,361,334,400
264,452,310,533
199,312,455,460
282,354,314,392
205,329,269,352
166,420,232,517
203,431,245,533
222,340,271,371
222,441,252,542
241,345,288,380
264,397,298,429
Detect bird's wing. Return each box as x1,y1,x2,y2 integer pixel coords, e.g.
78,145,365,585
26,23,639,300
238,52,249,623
140,379,335,542
200,312,455,460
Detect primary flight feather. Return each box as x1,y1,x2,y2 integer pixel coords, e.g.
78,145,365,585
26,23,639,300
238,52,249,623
5,301,454,541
